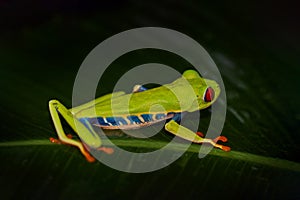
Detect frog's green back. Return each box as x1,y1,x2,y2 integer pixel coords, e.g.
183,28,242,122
73,70,220,118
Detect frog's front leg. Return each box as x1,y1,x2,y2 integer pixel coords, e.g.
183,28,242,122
165,120,230,151
49,100,113,162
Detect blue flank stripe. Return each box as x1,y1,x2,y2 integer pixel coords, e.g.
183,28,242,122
155,113,166,120
105,117,117,126
113,117,128,125
97,116,128,126
86,112,182,127
141,114,153,122
97,117,108,126
127,115,142,124
169,112,181,122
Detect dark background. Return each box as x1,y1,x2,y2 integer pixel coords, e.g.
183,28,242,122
0,0,299,199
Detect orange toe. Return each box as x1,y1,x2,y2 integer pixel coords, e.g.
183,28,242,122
98,147,114,154
221,145,231,152
213,136,228,143
83,152,96,162
49,137,61,144
196,132,204,137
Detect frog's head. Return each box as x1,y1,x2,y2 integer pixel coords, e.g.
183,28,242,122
182,70,221,111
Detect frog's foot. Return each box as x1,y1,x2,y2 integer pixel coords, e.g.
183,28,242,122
195,132,230,151
50,133,73,143
49,136,96,162
83,144,114,155
202,137,231,152
49,137,62,144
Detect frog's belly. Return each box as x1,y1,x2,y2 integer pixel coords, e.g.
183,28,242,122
80,113,178,130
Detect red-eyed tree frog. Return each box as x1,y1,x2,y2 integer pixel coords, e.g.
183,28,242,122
49,70,230,162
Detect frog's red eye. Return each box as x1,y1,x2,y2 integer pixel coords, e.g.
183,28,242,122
204,87,214,102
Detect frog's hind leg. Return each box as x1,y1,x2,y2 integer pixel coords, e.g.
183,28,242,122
49,100,113,162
